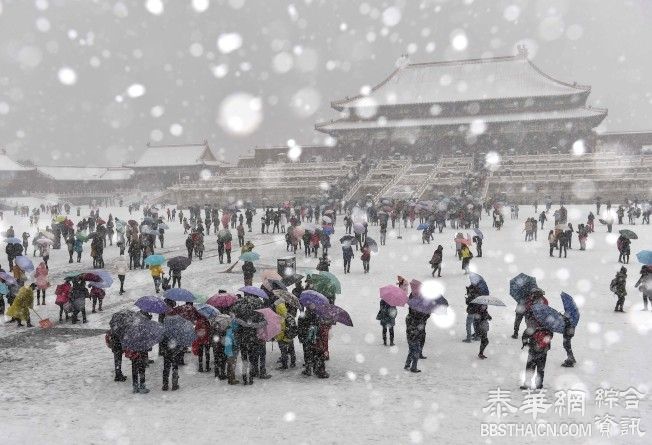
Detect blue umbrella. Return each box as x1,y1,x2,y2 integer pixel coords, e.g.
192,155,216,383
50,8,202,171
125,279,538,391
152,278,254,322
15,256,34,273
143,254,166,266
560,292,580,327
532,303,565,334
416,223,430,231
239,251,260,262
509,273,537,302
163,287,195,302
197,304,220,320
473,228,484,240
0,271,17,285
636,250,652,265
0,282,8,295
322,226,334,235
120,319,165,351
3,237,21,244
469,272,490,296
163,315,197,348
134,296,170,314
238,286,268,299
299,290,329,308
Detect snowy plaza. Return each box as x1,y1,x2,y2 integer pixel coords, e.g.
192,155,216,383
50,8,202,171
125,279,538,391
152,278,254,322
1,1,652,444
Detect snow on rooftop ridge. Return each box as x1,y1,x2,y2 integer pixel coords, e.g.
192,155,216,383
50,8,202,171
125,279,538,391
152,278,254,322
332,52,590,109
130,141,220,167
36,166,134,181
0,150,34,172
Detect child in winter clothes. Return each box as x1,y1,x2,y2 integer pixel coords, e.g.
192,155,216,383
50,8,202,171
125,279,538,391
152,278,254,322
611,267,628,312
90,285,105,312
34,262,49,305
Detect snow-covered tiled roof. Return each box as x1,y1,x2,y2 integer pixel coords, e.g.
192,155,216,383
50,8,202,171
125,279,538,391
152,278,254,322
316,107,607,132
36,166,134,181
332,53,590,109
130,143,219,168
0,151,34,172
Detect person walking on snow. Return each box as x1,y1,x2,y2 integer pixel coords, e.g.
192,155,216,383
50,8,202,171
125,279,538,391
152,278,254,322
115,253,127,295
610,266,627,312
635,266,652,310
429,245,443,277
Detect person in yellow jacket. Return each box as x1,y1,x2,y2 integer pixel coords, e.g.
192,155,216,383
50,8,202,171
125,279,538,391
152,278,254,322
460,244,473,275
7,283,36,327
150,264,163,294
274,301,297,369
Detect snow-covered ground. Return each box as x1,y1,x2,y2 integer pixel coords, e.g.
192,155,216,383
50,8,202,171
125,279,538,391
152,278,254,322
1,201,651,444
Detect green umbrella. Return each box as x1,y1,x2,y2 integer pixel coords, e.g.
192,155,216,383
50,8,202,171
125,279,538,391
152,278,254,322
310,279,338,302
318,271,342,293
65,271,82,278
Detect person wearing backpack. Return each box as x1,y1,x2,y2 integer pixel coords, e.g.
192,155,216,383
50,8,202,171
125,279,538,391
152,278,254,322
520,327,553,390
611,267,628,312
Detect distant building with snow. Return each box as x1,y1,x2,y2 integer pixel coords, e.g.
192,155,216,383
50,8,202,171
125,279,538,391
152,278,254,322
125,141,223,187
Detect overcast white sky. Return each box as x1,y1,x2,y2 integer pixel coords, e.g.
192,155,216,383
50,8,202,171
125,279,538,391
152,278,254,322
0,0,650,166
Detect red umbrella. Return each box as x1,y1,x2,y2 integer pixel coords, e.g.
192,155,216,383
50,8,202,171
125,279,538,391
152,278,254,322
96,218,106,225
169,305,202,323
80,272,101,282
379,285,408,307
206,293,239,309
64,219,74,228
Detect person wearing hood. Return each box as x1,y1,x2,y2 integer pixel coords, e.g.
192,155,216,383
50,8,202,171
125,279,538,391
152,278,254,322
275,301,297,369
429,245,443,277
610,266,628,312
6,283,36,327
520,288,552,389
463,285,481,343
34,262,49,305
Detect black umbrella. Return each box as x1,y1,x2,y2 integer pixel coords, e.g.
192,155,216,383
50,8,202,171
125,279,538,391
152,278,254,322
109,310,140,338
339,235,356,244
282,273,304,286
167,256,191,271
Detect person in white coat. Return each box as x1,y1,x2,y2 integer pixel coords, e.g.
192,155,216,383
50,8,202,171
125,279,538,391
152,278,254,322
114,253,128,295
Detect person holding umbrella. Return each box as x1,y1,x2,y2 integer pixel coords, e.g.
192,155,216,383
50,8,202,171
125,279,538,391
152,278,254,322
617,233,631,264
70,277,89,324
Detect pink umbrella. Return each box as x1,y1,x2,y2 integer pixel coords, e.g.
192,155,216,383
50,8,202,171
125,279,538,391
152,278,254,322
206,293,238,309
262,269,282,281
256,308,281,341
410,279,422,296
379,285,408,307
293,226,306,237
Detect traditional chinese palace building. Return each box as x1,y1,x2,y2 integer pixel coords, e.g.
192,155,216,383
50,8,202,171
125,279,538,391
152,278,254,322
316,48,608,159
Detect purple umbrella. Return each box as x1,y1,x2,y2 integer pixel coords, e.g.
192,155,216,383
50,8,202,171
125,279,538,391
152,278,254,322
15,256,34,273
0,271,17,285
134,296,170,314
163,287,195,302
353,222,365,234
313,304,353,327
206,293,238,309
408,295,447,314
86,269,113,288
238,286,268,299
299,290,329,308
